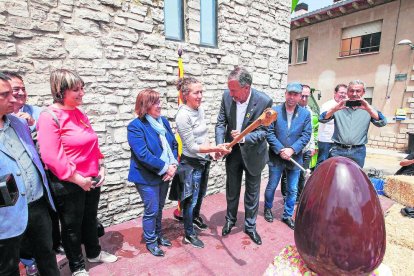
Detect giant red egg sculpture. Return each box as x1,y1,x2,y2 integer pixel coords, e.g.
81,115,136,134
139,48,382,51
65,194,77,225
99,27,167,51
294,157,386,275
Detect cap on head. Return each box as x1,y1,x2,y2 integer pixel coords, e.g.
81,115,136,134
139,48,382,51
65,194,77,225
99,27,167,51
286,82,303,93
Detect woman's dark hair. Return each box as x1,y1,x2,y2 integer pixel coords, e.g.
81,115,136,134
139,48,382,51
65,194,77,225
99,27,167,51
135,89,160,118
50,69,84,104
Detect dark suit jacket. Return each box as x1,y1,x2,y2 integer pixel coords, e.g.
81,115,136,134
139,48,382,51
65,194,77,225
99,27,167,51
127,116,178,185
215,88,273,176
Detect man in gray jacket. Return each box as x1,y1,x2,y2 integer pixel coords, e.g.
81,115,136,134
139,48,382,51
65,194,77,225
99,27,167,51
215,67,272,245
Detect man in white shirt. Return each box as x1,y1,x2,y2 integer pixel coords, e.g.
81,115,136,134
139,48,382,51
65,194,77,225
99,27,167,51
215,67,272,245
316,84,347,168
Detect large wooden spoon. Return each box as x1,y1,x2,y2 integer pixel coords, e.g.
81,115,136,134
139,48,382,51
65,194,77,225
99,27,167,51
226,108,277,149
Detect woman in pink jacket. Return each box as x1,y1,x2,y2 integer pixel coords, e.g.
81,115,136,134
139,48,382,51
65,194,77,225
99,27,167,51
37,69,117,276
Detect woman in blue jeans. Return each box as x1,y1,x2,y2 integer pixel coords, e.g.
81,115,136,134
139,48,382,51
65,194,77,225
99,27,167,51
127,89,178,257
173,77,230,248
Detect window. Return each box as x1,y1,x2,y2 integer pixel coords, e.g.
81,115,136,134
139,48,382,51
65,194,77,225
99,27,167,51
364,87,373,105
164,0,184,41
288,41,292,64
361,32,381,53
200,0,217,47
340,21,382,57
297,38,308,63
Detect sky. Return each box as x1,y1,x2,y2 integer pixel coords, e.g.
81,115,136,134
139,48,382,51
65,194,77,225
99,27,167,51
298,0,335,12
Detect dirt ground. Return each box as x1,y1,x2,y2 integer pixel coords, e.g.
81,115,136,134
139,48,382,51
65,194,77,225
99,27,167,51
383,203,414,276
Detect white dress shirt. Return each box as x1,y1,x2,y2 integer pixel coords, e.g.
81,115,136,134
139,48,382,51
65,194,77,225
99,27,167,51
236,89,252,132
318,99,337,143
234,89,252,144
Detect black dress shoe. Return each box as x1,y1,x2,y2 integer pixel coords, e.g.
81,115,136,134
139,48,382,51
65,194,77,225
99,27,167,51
158,236,172,247
282,217,295,230
146,244,165,257
244,229,262,245
53,245,65,255
264,208,273,223
221,221,235,236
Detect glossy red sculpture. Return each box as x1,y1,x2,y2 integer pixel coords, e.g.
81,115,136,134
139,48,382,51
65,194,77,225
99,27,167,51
295,157,386,275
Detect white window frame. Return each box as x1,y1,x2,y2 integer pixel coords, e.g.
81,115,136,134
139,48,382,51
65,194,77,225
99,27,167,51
164,0,184,41
296,37,308,63
200,0,217,47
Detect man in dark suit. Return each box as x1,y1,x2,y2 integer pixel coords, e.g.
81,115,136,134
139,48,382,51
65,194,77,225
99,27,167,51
215,67,272,245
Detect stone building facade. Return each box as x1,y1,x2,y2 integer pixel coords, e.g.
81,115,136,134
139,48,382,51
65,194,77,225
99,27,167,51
0,0,290,225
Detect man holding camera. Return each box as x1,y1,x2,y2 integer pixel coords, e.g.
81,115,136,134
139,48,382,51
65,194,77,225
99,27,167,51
319,80,387,167
0,73,59,276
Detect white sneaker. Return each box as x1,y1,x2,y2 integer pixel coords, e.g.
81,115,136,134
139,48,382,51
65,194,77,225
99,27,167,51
72,269,89,276
87,251,118,263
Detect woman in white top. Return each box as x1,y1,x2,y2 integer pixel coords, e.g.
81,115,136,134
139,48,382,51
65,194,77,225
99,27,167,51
173,77,230,249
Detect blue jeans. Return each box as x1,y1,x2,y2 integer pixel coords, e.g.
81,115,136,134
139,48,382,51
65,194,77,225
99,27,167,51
316,141,333,168
265,165,300,219
183,169,203,236
329,144,366,168
136,183,169,247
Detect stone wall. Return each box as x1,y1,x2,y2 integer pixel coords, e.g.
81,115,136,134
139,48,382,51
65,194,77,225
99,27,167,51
0,0,291,225
368,131,408,150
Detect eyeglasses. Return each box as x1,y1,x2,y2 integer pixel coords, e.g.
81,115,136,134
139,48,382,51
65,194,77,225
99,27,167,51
301,95,309,99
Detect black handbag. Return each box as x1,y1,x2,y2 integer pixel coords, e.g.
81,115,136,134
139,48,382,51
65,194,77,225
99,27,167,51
97,219,105,237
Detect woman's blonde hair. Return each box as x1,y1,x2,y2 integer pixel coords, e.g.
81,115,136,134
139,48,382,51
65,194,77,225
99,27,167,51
50,69,84,104
135,89,160,118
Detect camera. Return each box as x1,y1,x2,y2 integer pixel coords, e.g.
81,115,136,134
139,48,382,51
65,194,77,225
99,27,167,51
0,174,19,207
345,100,362,108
